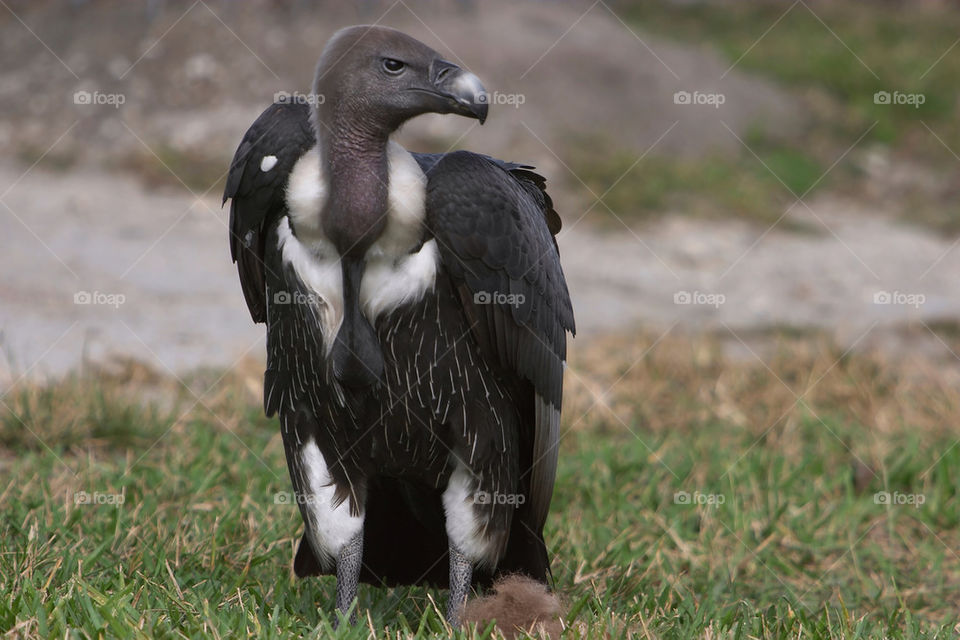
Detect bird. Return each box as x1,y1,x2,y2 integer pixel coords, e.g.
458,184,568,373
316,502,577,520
222,24,574,627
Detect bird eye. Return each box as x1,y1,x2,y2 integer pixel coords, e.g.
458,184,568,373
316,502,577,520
381,58,405,75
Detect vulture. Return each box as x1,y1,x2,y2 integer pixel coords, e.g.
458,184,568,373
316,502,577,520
223,25,575,626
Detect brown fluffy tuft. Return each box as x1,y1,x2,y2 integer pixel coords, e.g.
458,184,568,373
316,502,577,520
462,575,564,638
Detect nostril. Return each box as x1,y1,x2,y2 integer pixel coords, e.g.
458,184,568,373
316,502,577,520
434,61,459,83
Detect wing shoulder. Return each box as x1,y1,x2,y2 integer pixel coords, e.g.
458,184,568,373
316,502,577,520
224,101,315,323
424,150,575,367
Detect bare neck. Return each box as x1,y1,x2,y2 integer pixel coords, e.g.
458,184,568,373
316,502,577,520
316,109,391,258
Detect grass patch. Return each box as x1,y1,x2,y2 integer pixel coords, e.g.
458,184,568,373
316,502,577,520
623,1,960,152
2,334,959,637
116,145,227,195
571,133,824,227
15,144,78,173
584,0,960,231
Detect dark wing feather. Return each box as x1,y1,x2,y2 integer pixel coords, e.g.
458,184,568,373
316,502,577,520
421,150,575,532
223,101,315,323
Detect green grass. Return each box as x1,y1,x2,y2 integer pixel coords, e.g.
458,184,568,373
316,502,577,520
116,144,228,195
625,0,960,151
571,132,824,228
580,0,960,231
2,334,960,638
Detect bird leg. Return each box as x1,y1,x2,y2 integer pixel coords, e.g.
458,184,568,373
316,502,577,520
334,531,364,627
446,544,473,627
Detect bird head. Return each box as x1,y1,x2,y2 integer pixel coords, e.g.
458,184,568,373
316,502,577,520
312,25,488,136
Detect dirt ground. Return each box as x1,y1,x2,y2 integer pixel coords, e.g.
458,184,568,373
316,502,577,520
4,157,959,384
2,0,959,384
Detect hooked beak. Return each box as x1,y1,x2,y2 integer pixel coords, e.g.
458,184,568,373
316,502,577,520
410,59,488,124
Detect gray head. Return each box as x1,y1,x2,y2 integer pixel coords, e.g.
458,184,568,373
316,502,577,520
312,25,487,137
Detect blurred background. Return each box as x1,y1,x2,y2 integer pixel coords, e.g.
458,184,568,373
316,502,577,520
3,1,960,636
3,0,960,380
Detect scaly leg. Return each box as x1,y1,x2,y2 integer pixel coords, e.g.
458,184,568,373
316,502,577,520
334,531,364,627
446,544,473,627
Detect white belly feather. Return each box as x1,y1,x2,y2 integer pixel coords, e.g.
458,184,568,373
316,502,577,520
280,141,437,351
